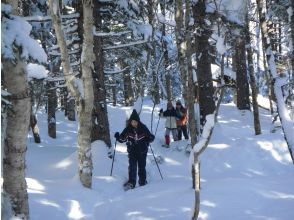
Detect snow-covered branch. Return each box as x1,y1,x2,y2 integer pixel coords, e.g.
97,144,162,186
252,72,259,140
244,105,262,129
93,28,132,37
24,13,80,22
103,39,148,50
104,66,129,75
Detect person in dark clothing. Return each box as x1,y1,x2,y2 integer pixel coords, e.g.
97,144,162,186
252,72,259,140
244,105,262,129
175,100,189,140
159,101,178,146
115,109,155,189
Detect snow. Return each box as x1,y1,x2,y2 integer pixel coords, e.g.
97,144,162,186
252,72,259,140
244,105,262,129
26,63,48,80
1,4,47,63
211,64,236,80
21,99,294,219
133,96,143,115
103,40,148,50
216,36,226,55
287,7,293,22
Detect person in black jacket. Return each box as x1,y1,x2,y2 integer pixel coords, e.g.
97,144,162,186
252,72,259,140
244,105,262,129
115,110,155,189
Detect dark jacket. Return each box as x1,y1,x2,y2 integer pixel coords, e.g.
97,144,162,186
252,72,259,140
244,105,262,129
117,122,154,154
161,108,178,129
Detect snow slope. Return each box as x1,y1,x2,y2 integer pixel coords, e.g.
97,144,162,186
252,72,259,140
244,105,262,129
25,99,294,220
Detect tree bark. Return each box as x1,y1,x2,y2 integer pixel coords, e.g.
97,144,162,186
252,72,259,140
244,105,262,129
67,98,76,121
257,0,294,162
3,53,30,219
290,1,294,80
49,0,95,187
160,1,172,101
245,11,261,135
77,0,95,188
185,0,198,146
30,112,41,143
175,0,188,102
147,0,160,104
92,0,112,148
193,0,216,126
47,81,57,138
235,36,250,110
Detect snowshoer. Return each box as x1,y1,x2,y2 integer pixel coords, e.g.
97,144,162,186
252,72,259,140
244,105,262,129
114,109,155,190
175,100,189,140
159,101,178,147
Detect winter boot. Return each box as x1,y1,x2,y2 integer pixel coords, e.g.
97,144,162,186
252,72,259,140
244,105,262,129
123,181,135,191
165,135,170,146
139,180,147,186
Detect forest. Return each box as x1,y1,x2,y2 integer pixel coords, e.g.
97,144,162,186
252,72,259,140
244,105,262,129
1,0,294,219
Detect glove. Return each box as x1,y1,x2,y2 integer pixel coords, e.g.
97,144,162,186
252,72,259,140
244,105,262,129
159,109,163,113
114,132,120,140
149,134,155,143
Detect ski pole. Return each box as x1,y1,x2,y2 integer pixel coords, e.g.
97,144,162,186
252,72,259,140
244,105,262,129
110,140,117,176
154,116,161,137
149,144,163,180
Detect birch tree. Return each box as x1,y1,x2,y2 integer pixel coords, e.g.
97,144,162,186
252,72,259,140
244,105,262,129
175,0,188,101
2,3,47,218
256,0,294,162
49,0,95,187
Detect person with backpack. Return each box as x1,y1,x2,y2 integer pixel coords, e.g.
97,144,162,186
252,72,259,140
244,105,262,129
159,101,178,147
175,100,189,140
114,109,155,190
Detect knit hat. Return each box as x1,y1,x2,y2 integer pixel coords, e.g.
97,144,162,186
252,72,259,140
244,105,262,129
176,100,182,105
129,109,140,122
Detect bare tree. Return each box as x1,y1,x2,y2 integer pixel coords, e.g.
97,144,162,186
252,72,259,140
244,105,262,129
91,0,112,148
256,0,294,162
235,35,250,110
3,52,30,219
245,5,261,135
49,0,95,187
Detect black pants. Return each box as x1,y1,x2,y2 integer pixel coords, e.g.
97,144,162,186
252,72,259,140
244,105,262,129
177,125,189,140
128,150,147,186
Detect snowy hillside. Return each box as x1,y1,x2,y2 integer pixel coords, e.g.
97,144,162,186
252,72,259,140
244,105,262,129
25,100,294,220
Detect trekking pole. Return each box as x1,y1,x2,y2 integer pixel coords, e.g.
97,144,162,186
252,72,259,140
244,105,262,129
149,144,163,180
154,116,161,137
110,140,117,176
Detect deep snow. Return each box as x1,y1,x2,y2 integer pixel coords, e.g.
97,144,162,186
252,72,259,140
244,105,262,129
23,99,294,219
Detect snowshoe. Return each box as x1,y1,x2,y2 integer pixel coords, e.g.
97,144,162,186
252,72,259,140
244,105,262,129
139,180,147,186
151,155,164,164
107,151,113,159
185,144,192,155
123,182,135,191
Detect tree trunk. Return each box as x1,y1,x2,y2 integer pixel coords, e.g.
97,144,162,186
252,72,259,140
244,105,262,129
3,53,30,219
122,60,134,106
257,0,294,162
112,85,117,106
193,0,216,126
175,0,188,102
92,0,112,148
47,81,56,138
291,1,294,80
77,0,95,188
185,0,198,146
160,1,172,101
245,11,261,135
30,112,41,143
147,0,160,104
235,36,250,110
49,0,95,187
67,98,76,121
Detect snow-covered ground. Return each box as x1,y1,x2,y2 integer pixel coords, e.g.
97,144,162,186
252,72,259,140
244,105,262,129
25,99,294,220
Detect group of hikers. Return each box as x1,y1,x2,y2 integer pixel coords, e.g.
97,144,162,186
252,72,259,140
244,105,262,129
114,100,189,190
